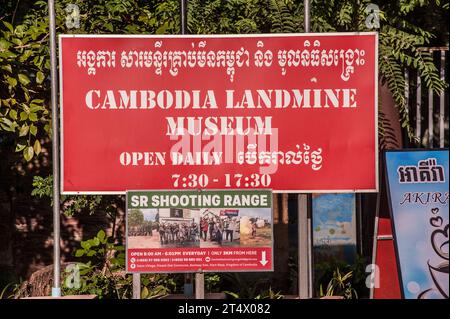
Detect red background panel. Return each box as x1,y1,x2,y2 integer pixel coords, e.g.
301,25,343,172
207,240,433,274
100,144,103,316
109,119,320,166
374,239,401,299
60,34,377,193
377,216,394,236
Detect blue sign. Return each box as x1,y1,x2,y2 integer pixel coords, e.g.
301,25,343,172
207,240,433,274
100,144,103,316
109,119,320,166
385,150,449,299
312,193,357,264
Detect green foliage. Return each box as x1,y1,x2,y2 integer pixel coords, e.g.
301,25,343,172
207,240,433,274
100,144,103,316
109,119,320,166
187,0,303,34
224,286,284,299
128,209,144,227
378,23,445,140
140,274,176,299
254,287,284,299
188,0,448,142
32,174,123,217
319,268,358,299
0,17,50,161
64,230,177,299
57,0,180,35
0,282,18,299
314,255,368,298
221,273,284,299
59,194,105,217
31,174,53,199
63,230,129,298
311,0,447,142
268,0,299,33
0,0,181,162
73,230,120,260
64,264,131,298
222,273,265,298
205,273,222,292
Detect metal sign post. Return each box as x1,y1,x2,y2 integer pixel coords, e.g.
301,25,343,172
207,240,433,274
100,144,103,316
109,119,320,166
304,0,310,32
47,0,61,298
132,273,141,299
178,0,201,299
180,0,187,35
195,272,205,299
298,0,313,299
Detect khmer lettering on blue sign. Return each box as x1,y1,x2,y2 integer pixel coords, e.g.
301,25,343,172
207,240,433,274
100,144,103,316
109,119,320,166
385,150,448,299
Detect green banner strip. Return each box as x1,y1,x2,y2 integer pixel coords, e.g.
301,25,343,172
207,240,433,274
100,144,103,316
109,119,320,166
127,189,272,209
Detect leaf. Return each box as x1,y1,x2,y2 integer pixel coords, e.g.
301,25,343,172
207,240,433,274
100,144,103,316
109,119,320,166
20,111,28,121
30,104,43,113
97,230,106,241
19,50,33,62
11,38,22,46
28,112,38,122
34,140,41,155
0,39,11,50
30,124,37,136
116,254,125,263
75,249,85,257
6,76,17,87
2,64,12,73
18,74,31,86
3,21,14,33
0,51,16,59
81,241,91,250
141,287,149,299
19,124,29,137
156,24,168,34
223,291,239,299
104,23,114,32
15,142,26,152
36,71,45,84
0,118,16,132
23,146,34,161
9,109,17,120
92,237,100,246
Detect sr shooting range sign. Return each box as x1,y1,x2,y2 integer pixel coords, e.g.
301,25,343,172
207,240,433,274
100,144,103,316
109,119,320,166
59,33,378,194
126,189,273,273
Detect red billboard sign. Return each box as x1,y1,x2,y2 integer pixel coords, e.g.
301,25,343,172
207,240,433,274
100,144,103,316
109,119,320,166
126,190,273,273
59,33,378,194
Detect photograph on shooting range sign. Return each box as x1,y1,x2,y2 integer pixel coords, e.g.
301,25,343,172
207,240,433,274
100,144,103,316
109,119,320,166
126,189,273,273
